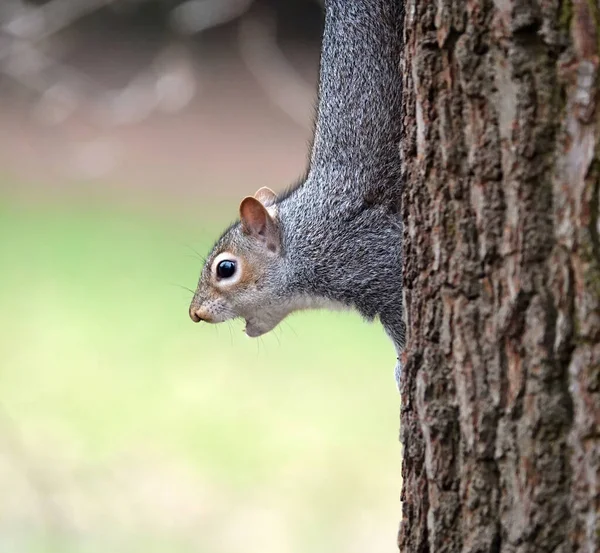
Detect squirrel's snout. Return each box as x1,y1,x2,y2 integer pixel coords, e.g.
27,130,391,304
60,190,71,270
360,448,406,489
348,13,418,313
189,306,205,323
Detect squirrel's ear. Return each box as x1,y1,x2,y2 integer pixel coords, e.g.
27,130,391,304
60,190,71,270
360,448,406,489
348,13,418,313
239,196,280,252
254,186,277,207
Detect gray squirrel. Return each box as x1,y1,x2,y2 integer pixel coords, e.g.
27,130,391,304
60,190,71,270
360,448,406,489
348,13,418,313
189,0,405,386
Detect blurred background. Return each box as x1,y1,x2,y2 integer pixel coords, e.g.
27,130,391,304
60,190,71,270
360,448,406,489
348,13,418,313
0,1,401,552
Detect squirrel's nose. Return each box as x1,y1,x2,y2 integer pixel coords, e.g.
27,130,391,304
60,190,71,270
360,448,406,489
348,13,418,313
189,307,204,323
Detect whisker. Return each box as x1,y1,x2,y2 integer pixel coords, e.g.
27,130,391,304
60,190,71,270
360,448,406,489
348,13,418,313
226,321,234,346
167,282,196,297
184,254,207,263
258,335,268,357
176,240,208,264
272,327,282,347
282,319,298,338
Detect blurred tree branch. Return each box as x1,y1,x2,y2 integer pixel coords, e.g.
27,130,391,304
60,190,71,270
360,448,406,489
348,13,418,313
238,10,314,131
0,0,321,176
170,0,254,35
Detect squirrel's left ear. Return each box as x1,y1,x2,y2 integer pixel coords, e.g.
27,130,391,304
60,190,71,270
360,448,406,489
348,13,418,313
239,196,280,252
254,187,277,207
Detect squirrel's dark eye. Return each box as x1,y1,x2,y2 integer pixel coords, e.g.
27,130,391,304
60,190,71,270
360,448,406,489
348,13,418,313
217,260,236,279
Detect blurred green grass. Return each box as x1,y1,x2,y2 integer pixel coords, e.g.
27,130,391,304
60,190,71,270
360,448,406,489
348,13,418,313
0,197,401,553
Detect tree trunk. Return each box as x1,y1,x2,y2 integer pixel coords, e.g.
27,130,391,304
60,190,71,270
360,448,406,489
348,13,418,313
398,1,600,552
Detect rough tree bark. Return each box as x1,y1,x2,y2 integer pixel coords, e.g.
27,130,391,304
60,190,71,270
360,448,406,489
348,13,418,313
398,1,600,552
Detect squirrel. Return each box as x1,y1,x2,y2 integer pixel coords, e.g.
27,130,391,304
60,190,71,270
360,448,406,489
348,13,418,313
189,0,405,387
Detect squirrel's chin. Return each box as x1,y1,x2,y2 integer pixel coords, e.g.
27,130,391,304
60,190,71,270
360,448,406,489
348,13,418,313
244,321,267,338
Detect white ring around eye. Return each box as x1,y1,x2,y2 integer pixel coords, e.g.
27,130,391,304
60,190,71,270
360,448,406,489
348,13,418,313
211,252,243,287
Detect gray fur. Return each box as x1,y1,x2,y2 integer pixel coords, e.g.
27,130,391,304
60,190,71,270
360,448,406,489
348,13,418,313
191,0,405,387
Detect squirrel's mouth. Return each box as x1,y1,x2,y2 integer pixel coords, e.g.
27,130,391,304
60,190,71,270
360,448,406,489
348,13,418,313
244,318,273,338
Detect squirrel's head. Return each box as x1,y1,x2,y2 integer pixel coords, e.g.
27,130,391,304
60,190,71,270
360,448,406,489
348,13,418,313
189,187,287,338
